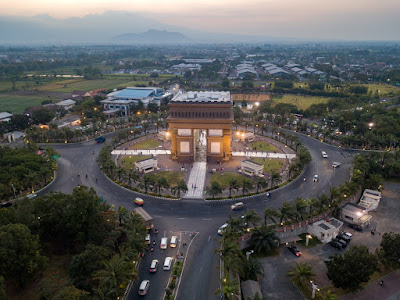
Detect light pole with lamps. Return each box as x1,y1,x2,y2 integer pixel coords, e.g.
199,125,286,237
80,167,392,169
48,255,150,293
246,250,254,261
310,280,320,299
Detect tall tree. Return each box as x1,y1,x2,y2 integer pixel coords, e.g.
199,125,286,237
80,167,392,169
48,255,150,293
207,181,222,199
279,201,294,224
287,262,316,287
227,179,239,198
241,179,253,196
171,180,188,198
325,245,378,292
250,225,279,254
270,171,282,189
263,206,279,226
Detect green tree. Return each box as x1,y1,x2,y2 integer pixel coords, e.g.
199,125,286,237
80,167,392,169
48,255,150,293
241,257,264,281
116,206,130,226
0,223,47,287
171,180,188,198
241,179,253,196
325,245,378,292
270,171,282,189
279,201,294,224
263,206,279,226
255,177,268,193
0,276,7,300
69,244,111,291
379,232,400,268
227,179,239,198
215,277,239,300
153,176,170,195
293,198,308,222
287,262,316,287
93,254,137,298
250,225,279,254
32,108,55,124
242,209,261,228
207,181,222,199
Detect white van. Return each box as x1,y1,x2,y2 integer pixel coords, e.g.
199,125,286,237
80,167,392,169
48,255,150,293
145,234,151,245
170,236,178,248
321,151,328,158
163,257,173,270
160,237,168,249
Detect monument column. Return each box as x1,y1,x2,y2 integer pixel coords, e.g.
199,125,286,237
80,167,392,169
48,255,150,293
170,128,178,160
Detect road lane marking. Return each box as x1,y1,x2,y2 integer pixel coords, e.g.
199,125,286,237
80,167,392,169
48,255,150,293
208,235,211,242
178,218,188,220
202,218,212,221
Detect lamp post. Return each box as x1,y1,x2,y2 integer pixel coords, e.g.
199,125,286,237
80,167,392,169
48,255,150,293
246,250,254,261
306,234,312,246
310,281,320,299
11,184,16,199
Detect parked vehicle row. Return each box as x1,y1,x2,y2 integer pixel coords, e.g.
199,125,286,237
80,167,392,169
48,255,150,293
329,232,353,250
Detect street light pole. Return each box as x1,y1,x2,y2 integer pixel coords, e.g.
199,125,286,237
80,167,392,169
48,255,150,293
246,250,254,261
310,281,320,299
11,184,16,199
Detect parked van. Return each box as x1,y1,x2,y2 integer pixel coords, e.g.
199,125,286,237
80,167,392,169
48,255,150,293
160,237,168,249
170,236,178,248
163,257,172,270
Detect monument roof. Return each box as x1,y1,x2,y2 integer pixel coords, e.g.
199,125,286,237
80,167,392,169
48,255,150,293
171,91,231,104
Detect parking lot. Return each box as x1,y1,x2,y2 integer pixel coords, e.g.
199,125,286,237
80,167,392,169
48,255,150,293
260,181,400,299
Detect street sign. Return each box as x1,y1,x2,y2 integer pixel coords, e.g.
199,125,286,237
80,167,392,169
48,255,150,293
100,196,104,203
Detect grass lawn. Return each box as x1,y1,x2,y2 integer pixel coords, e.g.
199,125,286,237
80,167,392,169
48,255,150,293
0,94,48,114
248,141,279,152
251,158,285,174
271,94,330,110
8,254,72,300
147,171,185,187
297,233,322,248
121,155,152,170
210,172,249,188
38,78,132,92
129,139,162,150
362,84,400,96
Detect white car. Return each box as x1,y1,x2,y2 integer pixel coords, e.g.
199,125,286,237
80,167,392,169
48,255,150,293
231,202,244,210
343,232,353,239
313,175,319,182
332,162,341,168
321,151,328,158
218,223,229,235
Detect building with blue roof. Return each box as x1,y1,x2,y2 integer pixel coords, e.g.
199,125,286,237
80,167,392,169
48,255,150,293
101,87,170,116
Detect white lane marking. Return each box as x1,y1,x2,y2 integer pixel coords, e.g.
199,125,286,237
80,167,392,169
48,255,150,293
178,218,188,220
202,218,212,221
164,231,166,237
208,235,211,242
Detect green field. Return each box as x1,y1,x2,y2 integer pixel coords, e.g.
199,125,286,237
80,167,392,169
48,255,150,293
210,172,249,188
128,139,162,150
0,94,47,114
147,171,185,187
248,141,279,152
362,84,400,96
271,94,330,110
251,158,285,174
121,155,152,170
37,78,136,92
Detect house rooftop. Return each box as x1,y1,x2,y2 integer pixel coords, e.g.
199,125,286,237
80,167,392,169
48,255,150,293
171,91,231,104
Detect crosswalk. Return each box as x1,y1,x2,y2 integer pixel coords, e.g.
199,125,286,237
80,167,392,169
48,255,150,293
184,162,207,199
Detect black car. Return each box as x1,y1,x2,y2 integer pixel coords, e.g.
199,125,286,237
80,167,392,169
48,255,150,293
333,238,347,248
287,245,302,257
349,223,363,232
337,233,351,243
329,241,343,250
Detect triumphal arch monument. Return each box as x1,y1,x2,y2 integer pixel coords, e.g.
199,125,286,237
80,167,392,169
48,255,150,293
167,91,233,162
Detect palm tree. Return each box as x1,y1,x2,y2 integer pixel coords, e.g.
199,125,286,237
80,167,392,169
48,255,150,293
171,180,188,198
250,225,279,254
323,290,338,300
242,209,261,228
153,177,170,195
206,181,222,199
214,277,239,300
287,262,316,287
227,179,239,198
270,171,282,189
255,177,268,193
279,201,294,224
329,186,341,206
127,169,139,186
288,163,298,180
263,206,279,226
241,256,264,281
293,198,308,222
117,167,126,183
241,179,253,196
116,206,129,226
93,254,137,298
24,171,38,193
140,175,155,193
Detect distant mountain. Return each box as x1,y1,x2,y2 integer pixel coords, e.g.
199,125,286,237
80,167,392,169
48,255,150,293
112,29,191,44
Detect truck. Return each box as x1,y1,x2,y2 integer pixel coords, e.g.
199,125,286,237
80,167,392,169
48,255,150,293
133,207,154,230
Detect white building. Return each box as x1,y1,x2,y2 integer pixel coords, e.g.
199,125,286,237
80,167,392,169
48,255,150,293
240,160,264,177
0,112,13,122
135,158,158,174
341,202,372,226
101,87,169,116
358,189,381,212
308,218,343,243
55,99,76,110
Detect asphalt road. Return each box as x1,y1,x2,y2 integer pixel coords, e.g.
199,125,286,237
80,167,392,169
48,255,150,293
43,131,356,300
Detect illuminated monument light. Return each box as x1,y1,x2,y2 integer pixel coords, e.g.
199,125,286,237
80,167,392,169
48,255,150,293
167,91,233,163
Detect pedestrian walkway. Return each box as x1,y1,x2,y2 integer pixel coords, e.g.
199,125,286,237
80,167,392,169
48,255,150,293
184,162,206,199
232,151,296,159
340,269,400,300
111,149,171,155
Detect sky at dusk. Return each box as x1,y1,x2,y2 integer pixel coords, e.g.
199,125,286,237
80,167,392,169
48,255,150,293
1,0,399,40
